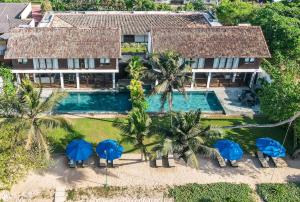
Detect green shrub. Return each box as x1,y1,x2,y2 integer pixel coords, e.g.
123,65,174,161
168,183,254,202
257,183,300,202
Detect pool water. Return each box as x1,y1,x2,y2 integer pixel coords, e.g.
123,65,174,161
55,91,224,113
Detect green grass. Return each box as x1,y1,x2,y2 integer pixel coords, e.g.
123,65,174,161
257,183,300,202
201,116,293,154
168,183,254,202
47,116,293,154
47,118,159,153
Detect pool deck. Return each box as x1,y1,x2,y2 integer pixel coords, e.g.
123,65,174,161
43,87,259,117
206,87,259,116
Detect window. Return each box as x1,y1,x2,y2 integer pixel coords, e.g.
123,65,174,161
39,58,46,69
134,35,148,43
100,58,110,64
245,57,255,63
197,58,205,69
46,58,53,69
190,58,197,69
68,58,79,69
123,35,135,43
17,58,28,64
213,58,220,68
84,58,95,69
232,58,239,68
225,58,233,69
219,58,226,68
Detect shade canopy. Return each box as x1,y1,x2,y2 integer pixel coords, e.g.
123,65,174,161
256,138,286,157
214,139,243,160
96,139,123,161
66,139,93,161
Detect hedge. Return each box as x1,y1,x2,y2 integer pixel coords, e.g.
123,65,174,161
168,183,254,202
257,183,300,202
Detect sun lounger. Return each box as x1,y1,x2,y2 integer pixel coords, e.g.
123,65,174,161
68,159,76,168
216,155,226,168
229,160,239,167
256,151,269,168
82,160,89,168
270,157,288,168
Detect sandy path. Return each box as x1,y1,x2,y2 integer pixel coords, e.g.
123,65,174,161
11,154,300,195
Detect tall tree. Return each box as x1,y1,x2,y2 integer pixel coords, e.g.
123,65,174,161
131,0,155,11
250,3,300,62
0,78,70,160
216,0,257,25
148,51,191,125
258,59,300,150
41,0,53,13
152,110,220,168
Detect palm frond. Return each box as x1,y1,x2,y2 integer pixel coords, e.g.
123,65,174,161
198,145,221,159
37,116,71,130
37,90,67,114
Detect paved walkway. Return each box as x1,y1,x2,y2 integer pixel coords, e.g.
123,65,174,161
11,154,300,195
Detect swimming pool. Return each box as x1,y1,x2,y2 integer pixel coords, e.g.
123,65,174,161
54,91,224,114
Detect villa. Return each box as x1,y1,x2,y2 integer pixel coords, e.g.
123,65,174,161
2,11,270,90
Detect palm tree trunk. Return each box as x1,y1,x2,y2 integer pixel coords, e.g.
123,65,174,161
162,154,170,168
168,94,173,127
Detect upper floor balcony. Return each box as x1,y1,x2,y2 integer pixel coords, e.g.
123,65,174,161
11,58,118,73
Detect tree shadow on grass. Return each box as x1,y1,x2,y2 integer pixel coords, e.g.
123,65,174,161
47,124,85,154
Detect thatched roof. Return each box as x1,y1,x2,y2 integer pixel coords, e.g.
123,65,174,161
150,26,271,58
0,3,32,33
5,27,121,59
50,12,209,35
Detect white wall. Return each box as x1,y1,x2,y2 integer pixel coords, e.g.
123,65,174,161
20,3,32,19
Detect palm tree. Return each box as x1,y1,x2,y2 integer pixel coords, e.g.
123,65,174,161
116,107,152,161
152,110,220,168
0,78,70,160
148,51,191,125
126,56,146,80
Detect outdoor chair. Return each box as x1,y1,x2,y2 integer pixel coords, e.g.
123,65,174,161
270,157,288,168
229,160,239,167
68,159,76,168
256,151,269,168
216,155,226,168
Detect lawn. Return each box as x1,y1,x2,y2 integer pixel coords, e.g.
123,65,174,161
168,183,254,202
257,183,300,202
47,116,293,154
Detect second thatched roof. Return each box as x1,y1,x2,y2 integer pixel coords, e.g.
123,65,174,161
150,26,271,58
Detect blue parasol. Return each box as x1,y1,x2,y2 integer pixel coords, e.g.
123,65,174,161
66,139,93,161
256,138,286,157
214,139,243,160
96,139,123,161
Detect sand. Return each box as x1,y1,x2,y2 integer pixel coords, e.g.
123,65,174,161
10,153,300,196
